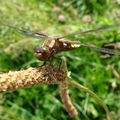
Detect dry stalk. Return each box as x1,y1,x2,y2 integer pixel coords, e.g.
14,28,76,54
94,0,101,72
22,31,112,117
0,64,78,117
0,65,67,93
60,79,78,117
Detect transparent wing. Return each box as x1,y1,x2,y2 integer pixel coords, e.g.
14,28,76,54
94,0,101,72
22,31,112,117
58,23,120,39
80,43,120,55
0,22,49,39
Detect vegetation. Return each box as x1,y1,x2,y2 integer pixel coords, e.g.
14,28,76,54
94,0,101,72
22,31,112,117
0,0,120,119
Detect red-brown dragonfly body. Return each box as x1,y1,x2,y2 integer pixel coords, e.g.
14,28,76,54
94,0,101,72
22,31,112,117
35,38,80,61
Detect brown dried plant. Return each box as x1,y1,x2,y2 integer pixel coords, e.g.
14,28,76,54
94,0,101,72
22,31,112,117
0,59,111,119
60,79,78,117
0,65,67,93
0,62,78,117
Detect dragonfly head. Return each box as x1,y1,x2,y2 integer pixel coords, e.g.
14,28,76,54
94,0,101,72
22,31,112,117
35,46,51,61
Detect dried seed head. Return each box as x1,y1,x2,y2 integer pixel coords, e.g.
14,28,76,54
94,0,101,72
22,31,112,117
0,65,67,93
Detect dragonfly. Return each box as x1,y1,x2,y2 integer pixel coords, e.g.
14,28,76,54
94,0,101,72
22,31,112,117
0,22,120,61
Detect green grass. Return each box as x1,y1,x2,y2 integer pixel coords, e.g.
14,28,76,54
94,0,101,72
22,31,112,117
0,0,120,120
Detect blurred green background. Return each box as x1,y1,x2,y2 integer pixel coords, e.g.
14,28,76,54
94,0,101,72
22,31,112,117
0,0,120,120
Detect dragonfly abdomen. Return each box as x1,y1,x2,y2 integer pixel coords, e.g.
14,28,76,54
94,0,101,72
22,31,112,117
55,39,81,52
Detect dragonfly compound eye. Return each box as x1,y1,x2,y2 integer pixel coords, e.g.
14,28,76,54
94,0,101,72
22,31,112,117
35,47,51,61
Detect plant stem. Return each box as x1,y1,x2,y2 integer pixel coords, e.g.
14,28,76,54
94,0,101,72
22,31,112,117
69,79,111,120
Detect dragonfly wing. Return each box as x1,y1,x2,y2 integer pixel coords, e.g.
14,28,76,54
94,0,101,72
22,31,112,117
80,43,120,55
58,23,120,39
0,22,49,39
94,47,120,55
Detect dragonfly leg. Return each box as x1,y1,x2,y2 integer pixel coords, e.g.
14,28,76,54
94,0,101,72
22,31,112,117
42,61,47,66
53,56,67,70
39,57,54,67
40,61,51,67
40,56,67,71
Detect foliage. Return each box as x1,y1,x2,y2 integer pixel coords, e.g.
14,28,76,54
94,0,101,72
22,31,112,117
0,0,120,120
